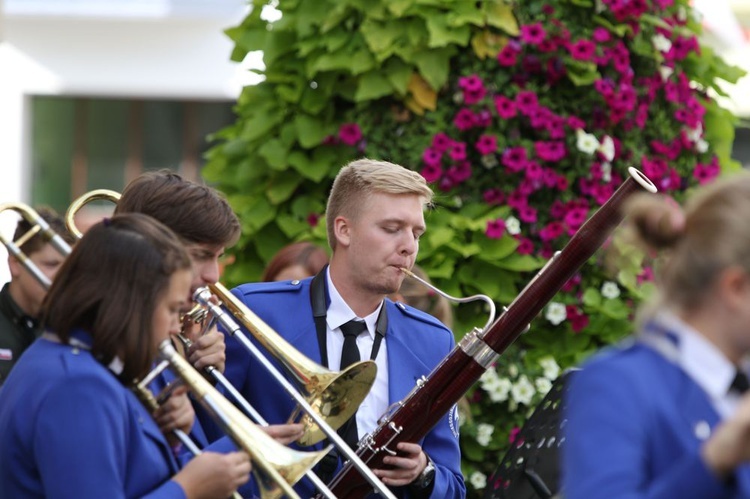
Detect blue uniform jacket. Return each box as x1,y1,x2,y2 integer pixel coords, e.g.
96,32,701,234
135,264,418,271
563,339,750,499
212,278,465,499
0,335,187,499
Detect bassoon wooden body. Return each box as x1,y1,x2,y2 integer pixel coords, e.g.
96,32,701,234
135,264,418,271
324,168,656,498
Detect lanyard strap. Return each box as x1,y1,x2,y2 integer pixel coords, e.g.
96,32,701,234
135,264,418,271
309,266,386,368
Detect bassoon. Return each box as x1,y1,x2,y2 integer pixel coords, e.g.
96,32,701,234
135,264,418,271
323,167,657,498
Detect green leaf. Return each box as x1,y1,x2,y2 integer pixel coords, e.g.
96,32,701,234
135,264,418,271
477,236,519,262
582,288,602,307
243,196,277,231
426,13,472,48
288,150,330,182
565,59,601,86
275,213,310,238
601,299,630,320
355,71,395,101
294,114,329,148
592,15,633,37
384,58,414,95
266,174,302,205
424,226,456,248
493,254,543,272
484,2,519,36
258,139,289,170
413,47,454,90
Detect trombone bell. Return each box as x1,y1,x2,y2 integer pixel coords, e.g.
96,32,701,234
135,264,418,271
204,283,378,446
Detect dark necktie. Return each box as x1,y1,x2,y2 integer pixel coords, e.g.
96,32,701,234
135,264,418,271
338,319,366,449
730,370,750,395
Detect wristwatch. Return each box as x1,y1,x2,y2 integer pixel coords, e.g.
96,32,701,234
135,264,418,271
412,454,436,490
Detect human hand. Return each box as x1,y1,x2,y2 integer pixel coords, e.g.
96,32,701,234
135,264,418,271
173,451,251,499
154,385,195,436
373,442,428,487
702,393,750,478
261,423,305,445
180,323,226,373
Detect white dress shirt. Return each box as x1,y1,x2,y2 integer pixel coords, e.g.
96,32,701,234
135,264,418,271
325,269,389,440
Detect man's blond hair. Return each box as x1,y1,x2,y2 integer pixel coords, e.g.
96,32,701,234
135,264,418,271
326,158,433,250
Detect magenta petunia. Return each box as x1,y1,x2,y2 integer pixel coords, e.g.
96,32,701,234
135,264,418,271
520,23,546,46
593,27,610,43
497,45,520,67
453,108,478,130
534,141,567,162
515,91,539,114
568,39,597,61
431,132,454,153
485,219,506,239
518,205,538,223
338,123,362,146
501,147,528,172
449,142,467,161
307,213,320,227
459,74,487,105
483,188,504,205
539,221,565,241
516,236,534,255
475,135,498,155
494,95,518,119
421,163,443,184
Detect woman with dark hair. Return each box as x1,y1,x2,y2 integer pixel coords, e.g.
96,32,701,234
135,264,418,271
0,214,250,499
262,241,329,282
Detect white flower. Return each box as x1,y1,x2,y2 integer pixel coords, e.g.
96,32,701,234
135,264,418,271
476,423,495,446
598,136,615,162
685,123,703,143
453,196,463,208
453,91,464,104
652,34,672,53
695,139,709,153
481,154,499,169
659,65,674,82
545,302,567,325
539,356,561,380
511,375,536,405
489,377,512,402
601,281,621,299
508,364,519,378
505,216,521,235
679,5,691,22
600,162,612,183
469,471,487,490
535,377,553,396
576,129,600,155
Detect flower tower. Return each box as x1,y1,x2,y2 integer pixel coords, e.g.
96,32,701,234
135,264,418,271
204,0,745,495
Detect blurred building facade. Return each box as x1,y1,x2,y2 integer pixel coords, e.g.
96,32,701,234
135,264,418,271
0,0,258,283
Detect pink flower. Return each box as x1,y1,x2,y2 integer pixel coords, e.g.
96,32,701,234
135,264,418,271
518,205,538,223
693,158,720,185
566,305,590,333
497,44,520,67
422,147,442,167
516,236,534,255
338,123,362,146
509,426,522,444
459,75,487,105
431,133,454,153
520,23,546,45
486,219,506,239
515,91,539,114
307,213,320,227
475,135,498,155
593,27,611,43
637,266,654,285
449,142,467,161
540,222,565,241
568,39,597,61
483,188,505,205
421,164,443,183
494,95,518,119
447,161,472,183
453,108,478,130
502,147,528,172
534,141,567,162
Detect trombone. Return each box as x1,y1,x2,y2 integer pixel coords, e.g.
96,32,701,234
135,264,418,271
0,203,73,288
0,201,209,475
152,340,331,499
197,285,397,499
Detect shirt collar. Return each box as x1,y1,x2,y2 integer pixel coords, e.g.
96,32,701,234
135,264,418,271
650,311,744,399
325,267,381,340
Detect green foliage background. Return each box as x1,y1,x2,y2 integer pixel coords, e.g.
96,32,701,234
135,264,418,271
204,0,745,495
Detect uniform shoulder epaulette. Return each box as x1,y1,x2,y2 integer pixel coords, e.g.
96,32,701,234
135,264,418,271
234,279,306,297
390,300,448,331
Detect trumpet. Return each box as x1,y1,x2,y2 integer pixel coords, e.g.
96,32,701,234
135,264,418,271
155,339,331,499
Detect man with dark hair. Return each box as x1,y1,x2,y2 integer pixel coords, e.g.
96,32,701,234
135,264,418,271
0,206,75,386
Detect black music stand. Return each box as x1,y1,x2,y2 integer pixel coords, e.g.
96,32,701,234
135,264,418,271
483,369,577,499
